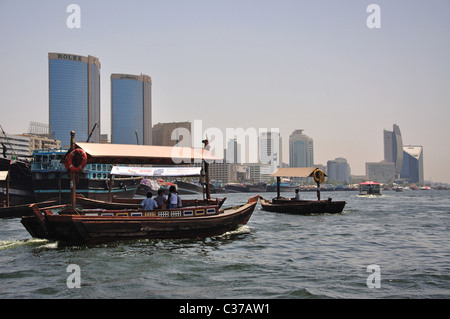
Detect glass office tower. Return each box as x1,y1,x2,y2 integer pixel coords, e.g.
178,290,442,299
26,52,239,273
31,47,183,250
289,129,313,167
48,53,101,147
111,74,152,145
401,146,424,184
383,124,403,178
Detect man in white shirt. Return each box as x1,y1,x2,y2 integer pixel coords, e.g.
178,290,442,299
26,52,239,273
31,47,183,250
141,192,158,210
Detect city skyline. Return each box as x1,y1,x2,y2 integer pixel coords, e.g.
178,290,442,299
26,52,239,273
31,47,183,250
1,1,449,183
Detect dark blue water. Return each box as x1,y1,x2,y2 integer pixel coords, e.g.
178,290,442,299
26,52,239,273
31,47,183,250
1,190,450,299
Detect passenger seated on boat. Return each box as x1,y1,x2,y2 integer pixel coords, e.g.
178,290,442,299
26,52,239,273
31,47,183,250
141,192,158,210
292,188,300,200
168,185,182,208
154,188,167,209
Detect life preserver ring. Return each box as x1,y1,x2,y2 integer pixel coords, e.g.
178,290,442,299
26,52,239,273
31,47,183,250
65,149,87,173
313,169,325,184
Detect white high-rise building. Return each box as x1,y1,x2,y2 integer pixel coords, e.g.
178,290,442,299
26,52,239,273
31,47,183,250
259,130,281,174
289,129,313,167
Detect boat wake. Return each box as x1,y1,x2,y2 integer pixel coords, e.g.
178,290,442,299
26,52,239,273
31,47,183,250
0,238,56,250
213,224,251,239
356,194,388,198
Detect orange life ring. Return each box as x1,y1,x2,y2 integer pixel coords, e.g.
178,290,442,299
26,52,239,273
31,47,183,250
65,149,87,173
313,169,325,184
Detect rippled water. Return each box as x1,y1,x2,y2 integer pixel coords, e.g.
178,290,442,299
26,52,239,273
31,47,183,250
1,190,450,299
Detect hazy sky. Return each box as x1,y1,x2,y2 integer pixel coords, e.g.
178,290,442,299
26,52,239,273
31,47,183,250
1,0,449,182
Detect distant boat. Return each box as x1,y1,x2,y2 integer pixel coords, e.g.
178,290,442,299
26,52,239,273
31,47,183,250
224,183,248,193
359,181,382,196
225,182,267,193
175,180,204,194
266,181,297,192
260,167,346,215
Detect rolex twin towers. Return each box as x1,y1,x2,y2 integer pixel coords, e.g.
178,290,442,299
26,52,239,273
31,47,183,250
48,52,151,147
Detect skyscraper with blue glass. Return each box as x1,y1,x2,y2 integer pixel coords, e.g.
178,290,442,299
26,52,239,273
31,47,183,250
48,53,101,147
111,74,152,145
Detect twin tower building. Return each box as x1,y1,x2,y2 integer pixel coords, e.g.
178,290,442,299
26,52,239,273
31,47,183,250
48,52,152,147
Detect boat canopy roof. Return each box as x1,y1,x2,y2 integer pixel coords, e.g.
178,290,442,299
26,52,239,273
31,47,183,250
69,142,221,165
0,171,8,181
110,166,201,177
359,181,380,185
271,167,327,178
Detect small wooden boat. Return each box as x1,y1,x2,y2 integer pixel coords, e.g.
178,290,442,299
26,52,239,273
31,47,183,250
20,131,255,245
21,196,258,245
259,167,346,215
0,200,59,218
259,196,346,214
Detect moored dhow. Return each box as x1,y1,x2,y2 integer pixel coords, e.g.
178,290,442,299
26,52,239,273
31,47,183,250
31,149,141,203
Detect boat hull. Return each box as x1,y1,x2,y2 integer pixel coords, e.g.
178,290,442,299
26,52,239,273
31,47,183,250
21,196,257,245
259,196,346,214
0,158,36,206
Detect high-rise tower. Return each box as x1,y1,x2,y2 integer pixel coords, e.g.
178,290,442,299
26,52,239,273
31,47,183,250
289,129,313,167
48,53,101,147
383,124,403,178
111,74,152,145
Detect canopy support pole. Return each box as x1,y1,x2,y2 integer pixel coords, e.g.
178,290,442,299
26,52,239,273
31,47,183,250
204,160,211,200
276,177,281,199
70,131,77,210
316,181,321,201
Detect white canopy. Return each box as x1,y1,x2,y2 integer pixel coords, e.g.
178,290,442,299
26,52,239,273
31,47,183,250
110,166,202,177
0,171,8,181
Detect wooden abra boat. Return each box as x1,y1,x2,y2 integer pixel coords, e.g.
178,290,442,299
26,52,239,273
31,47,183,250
21,196,257,245
259,167,346,215
259,196,345,214
20,131,256,245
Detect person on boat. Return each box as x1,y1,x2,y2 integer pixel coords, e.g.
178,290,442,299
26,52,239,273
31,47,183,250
154,188,167,209
168,185,182,208
293,188,300,200
141,192,158,210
